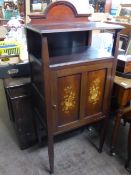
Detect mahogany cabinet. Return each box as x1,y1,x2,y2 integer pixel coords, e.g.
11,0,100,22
26,1,123,173
50,61,113,134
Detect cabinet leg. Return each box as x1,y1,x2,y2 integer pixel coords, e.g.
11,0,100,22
110,109,122,155
48,134,54,174
125,124,131,172
98,118,108,153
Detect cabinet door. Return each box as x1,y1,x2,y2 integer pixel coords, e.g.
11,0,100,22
84,68,111,119
51,72,82,132
51,64,112,133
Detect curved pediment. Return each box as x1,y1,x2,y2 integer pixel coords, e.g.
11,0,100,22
29,1,90,24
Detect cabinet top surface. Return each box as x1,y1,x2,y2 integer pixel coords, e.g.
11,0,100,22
49,46,113,68
26,22,123,34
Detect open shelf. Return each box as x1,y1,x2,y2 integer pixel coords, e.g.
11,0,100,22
49,46,113,68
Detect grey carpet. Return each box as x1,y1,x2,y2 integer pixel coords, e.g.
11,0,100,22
0,80,130,175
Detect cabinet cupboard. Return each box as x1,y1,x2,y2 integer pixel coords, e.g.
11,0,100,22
26,1,123,173
51,62,112,134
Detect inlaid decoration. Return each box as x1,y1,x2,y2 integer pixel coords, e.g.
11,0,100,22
88,78,101,105
61,86,76,114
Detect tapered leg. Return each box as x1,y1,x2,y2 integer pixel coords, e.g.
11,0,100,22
110,109,122,155
125,124,131,172
98,117,108,153
48,134,54,174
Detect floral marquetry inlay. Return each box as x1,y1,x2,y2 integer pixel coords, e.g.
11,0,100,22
61,86,76,114
88,78,101,105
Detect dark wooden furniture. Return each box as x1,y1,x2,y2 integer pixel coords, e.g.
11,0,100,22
3,77,37,149
106,22,131,76
109,22,131,38
106,22,131,48
26,1,123,173
123,110,131,173
110,76,131,172
0,62,30,79
17,0,26,18
116,59,131,74
116,36,131,75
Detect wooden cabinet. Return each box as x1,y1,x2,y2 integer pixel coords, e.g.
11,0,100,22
3,77,37,149
26,1,123,173
50,62,113,134
106,22,131,76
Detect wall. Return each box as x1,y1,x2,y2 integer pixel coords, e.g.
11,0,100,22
25,0,30,23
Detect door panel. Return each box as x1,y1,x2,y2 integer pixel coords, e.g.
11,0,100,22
56,74,81,127
85,69,107,117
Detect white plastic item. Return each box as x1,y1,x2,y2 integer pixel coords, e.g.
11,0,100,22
7,17,21,28
92,32,113,54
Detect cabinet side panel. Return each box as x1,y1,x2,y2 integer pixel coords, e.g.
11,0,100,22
85,69,106,116
10,95,37,149
26,29,42,59
30,56,44,96
57,74,81,126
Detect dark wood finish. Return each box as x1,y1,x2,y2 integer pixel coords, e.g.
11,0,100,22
123,112,131,173
117,23,130,38
110,76,131,172
106,22,131,75
0,62,30,79
106,22,131,37
29,1,90,24
85,69,107,116
127,123,131,172
26,1,123,173
17,0,26,18
56,74,81,126
0,19,8,25
3,77,37,149
117,59,131,73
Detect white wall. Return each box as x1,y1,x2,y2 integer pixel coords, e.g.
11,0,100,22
121,0,131,3
112,0,131,6
65,0,89,14
56,0,90,14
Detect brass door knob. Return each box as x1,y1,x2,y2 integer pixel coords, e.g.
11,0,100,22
52,105,57,109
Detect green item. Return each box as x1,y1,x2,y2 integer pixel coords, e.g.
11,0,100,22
4,10,19,20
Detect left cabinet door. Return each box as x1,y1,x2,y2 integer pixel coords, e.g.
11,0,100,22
51,70,82,133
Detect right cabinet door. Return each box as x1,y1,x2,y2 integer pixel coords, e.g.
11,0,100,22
84,67,112,120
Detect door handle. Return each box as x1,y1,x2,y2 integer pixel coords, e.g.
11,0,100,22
52,105,57,109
